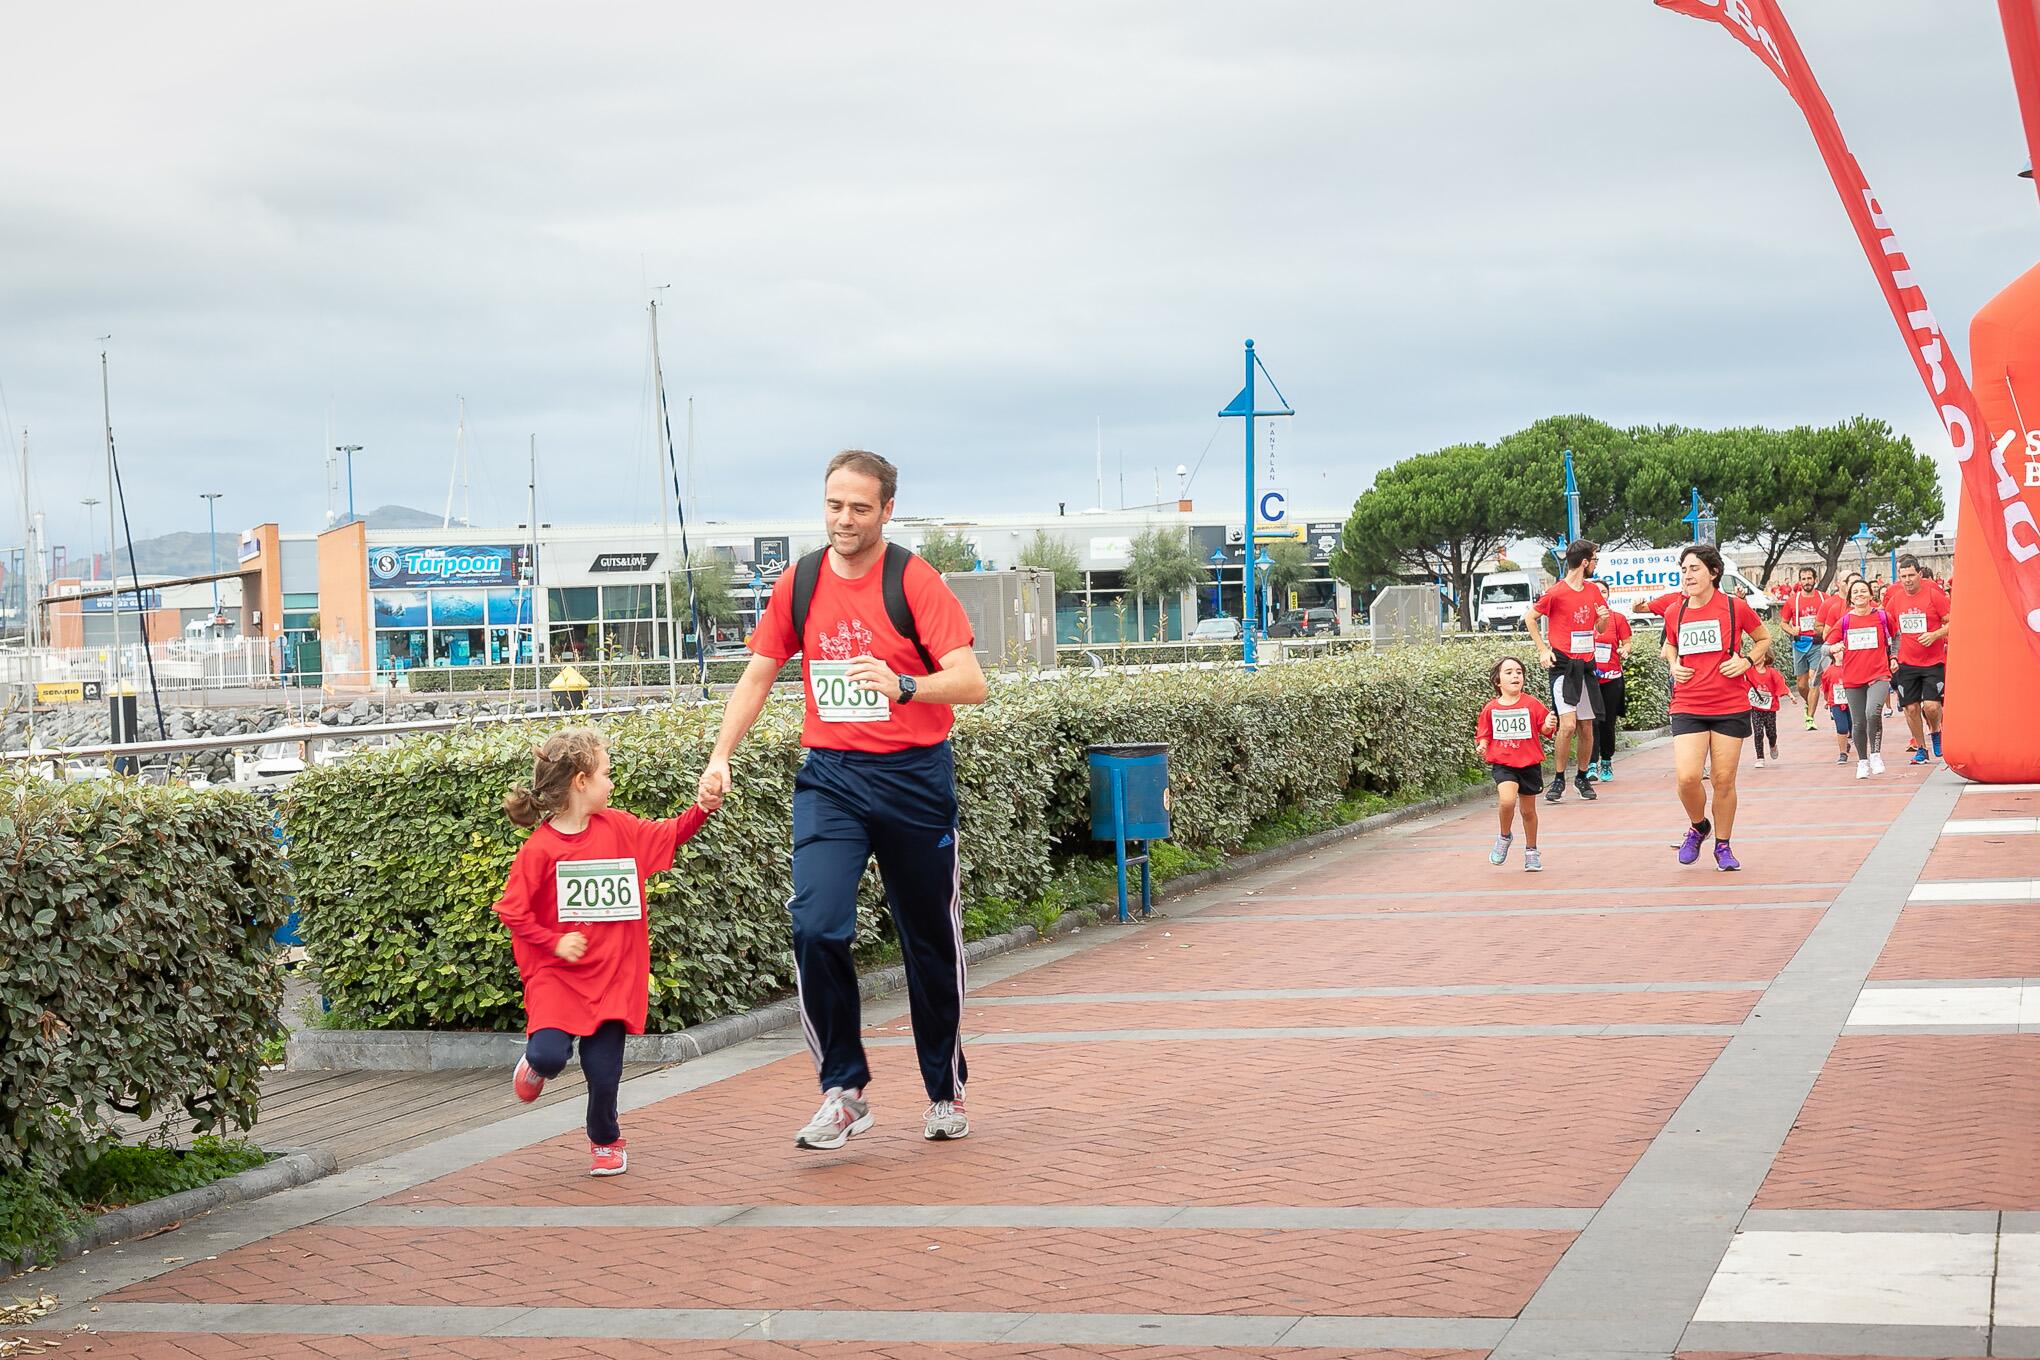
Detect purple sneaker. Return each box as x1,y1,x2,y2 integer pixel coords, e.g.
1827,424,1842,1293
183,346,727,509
1714,840,1741,872
1677,820,1711,865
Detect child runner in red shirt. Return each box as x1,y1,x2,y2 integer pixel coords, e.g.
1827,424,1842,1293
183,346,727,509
495,728,718,1177
1476,656,1558,872
1823,667,1852,765
1744,658,1789,768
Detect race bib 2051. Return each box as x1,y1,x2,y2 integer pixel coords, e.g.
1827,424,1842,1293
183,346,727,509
1899,611,1928,636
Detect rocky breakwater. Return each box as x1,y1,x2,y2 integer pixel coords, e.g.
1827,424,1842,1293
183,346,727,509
4,694,552,782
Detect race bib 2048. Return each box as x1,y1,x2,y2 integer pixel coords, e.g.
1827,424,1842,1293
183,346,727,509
1678,618,1724,655
555,858,642,923
809,660,891,724
1489,707,1534,742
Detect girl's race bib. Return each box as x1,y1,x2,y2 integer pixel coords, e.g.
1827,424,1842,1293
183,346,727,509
1846,626,1880,651
1594,642,1614,666
1748,686,1773,710
1489,707,1534,742
556,858,642,923
809,660,891,723
1899,611,1928,636
1677,618,1724,655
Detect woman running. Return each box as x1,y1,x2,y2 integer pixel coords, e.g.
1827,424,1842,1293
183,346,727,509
1647,544,1770,871
1824,578,1896,779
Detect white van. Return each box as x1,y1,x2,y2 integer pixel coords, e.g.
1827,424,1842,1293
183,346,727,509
1474,570,1547,632
1595,548,1773,626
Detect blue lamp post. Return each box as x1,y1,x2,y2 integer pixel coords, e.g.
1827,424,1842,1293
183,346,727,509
1255,549,1275,629
1207,547,1226,617
1217,339,1294,671
1853,521,1876,578
748,570,765,625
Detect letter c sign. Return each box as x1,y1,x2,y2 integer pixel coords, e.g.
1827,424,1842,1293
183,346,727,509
1258,489,1288,525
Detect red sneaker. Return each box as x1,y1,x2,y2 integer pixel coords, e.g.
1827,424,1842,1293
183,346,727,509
512,1056,546,1103
590,1139,628,1177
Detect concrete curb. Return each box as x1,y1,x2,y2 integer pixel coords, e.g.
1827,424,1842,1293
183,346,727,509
5,1147,337,1278
290,725,1677,1072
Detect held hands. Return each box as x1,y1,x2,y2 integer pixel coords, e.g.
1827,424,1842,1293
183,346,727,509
846,656,901,701
696,757,732,811
1719,654,1752,679
555,931,589,963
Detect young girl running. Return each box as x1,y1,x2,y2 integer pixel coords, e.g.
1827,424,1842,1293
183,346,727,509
1824,667,1852,764
1745,657,1789,768
1825,579,1896,779
1476,656,1558,872
495,728,719,1176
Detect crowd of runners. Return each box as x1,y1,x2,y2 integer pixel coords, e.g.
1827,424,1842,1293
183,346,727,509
1478,540,1954,876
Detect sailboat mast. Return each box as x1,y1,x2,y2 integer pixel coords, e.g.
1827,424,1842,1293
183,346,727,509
650,299,677,696
100,348,121,698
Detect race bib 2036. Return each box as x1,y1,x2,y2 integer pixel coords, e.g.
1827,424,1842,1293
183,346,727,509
555,858,642,923
809,660,891,724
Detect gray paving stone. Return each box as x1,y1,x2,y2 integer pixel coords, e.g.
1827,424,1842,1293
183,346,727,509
1740,1209,2002,1233
995,1312,1299,1346
970,981,1767,1004
490,1307,777,1339
1274,1315,1514,1348
1679,1318,1991,1355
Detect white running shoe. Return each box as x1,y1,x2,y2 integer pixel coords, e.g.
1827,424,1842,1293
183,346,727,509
1869,753,1886,775
923,1098,969,1141
1856,760,1870,780
1754,757,1765,768
795,1088,872,1150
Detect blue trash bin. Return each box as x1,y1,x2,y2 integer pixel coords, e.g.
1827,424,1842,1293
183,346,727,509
1087,743,1169,920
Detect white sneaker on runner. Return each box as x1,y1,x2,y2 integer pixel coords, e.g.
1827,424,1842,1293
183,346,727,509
1856,760,1870,780
923,1098,969,1141
1869,753,1886,775
795,1088,872,1150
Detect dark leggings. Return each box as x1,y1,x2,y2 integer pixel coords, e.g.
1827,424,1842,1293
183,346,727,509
526,1020,626,1145
1751,708,1779,758
1593,677,1627,763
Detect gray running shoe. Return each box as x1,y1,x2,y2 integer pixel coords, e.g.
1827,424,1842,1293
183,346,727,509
795,1088,872,1150
923,1099,969,1141
1523,847,1543,872
1489,833,1512,866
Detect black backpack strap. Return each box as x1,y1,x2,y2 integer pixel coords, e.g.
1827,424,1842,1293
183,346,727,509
788,548,827,654
883,542,939,673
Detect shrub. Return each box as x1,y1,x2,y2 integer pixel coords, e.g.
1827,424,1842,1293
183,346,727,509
286,640,1672,1033
0,777,291,1192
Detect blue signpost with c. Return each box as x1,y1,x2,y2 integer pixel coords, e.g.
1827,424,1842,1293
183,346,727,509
1217,340,1294,671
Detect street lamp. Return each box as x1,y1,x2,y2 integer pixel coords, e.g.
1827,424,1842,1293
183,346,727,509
200,492,223,636
1207,547,1226,618
1254,549,1275,633
334,445,362,524
81,498,100,578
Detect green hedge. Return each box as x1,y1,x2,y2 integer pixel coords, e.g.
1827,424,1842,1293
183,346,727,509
0,777,291,1191
286,640,1671,1033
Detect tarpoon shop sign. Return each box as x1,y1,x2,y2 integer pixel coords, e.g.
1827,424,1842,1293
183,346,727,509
369,546,526,589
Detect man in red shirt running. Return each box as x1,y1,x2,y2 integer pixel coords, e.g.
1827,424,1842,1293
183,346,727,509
1780,566,1832,730
1882,555,1952,763
700,450,989,1151
1530,539,1611,804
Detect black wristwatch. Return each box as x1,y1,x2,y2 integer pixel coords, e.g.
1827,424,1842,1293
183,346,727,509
896,674,918,704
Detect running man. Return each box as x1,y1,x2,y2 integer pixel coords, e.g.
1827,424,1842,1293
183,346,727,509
699,450,989,1149
1647,544,1770,871
1781,566,1831,730
1883,556,1951,763
1531,539,1610,803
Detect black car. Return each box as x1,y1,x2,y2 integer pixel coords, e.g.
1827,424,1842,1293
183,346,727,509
1270,607,1339,638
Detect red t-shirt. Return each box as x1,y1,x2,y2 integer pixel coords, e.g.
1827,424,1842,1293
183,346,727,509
748,549,976,753
1882,582,1951,667
1825,609,1895,688
1594,612,1632,681
1647,589,1767,716
1477,694,1551,769
493,806,710,1035
1823,670,1849,709
1744,667,1789,712
1533,578,1610,661
1782,589,1832,640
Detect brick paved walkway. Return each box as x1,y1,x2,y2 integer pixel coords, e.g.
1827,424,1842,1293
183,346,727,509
19,716,2038,1359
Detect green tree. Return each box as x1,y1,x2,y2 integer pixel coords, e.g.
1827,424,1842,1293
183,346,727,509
1016,530,1084,596
1123,527,1204,640
1799,417,1943,585
1495,415,1665,548
667,552,737,631
1331,442,1540,630
1264,538,1314,604
917,528,978,574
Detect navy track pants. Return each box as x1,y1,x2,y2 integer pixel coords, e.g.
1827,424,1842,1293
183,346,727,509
790,742,967,1103
525,1019,625,1145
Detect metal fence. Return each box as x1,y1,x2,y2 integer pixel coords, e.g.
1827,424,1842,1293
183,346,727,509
0,639,275,692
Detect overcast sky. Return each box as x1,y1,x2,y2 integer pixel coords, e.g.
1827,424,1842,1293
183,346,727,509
2,1,2033,558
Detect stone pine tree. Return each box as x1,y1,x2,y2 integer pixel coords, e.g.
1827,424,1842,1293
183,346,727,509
1123,527,1205,641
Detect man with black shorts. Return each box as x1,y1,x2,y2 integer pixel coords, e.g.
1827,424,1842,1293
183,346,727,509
699,450,989,1150
1883,555,1951,763
1530,539,1610,803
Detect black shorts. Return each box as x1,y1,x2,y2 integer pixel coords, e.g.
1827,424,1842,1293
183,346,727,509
1488,761,1546,795
1670,712,1753,740
1893,663,1946,707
